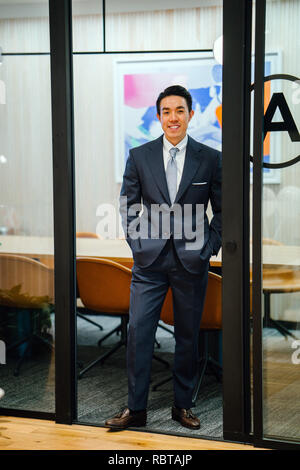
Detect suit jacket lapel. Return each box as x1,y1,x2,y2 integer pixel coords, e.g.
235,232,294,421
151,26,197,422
145,135,171,205
174,136,203,204
145,135,203,206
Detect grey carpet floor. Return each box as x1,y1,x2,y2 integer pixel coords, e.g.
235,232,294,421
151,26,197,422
76,315,223,439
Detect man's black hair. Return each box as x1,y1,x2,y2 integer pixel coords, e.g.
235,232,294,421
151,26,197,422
156,85,193,115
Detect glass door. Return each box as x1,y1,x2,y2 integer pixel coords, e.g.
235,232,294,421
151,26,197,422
0,0,55,417
252,0,300,446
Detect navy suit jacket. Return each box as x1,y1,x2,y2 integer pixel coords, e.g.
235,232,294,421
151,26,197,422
120,134,222,274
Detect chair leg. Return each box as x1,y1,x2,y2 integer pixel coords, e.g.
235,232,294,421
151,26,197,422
78,317,129,379
192,331,223,405
33,333,55,351
152,354,170,369
157,321,174,336
152,375,172,391
77,312,104,331
120,316,128,342
268,317,298,340
263,292,271,328
208,356,223,382
97,324,121,347
78,339,127,379
154,321,175,349
264,292,298,340
192,330,209,405
192,357,208,405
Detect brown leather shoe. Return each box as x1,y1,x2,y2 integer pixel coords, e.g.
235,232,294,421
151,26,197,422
105,407,147,429
171,406,200,430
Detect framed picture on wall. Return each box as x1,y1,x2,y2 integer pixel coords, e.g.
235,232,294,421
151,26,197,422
114,51,281,184
113,52,222,182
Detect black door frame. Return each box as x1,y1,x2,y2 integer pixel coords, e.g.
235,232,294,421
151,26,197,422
251,0,300,450
222,0,252,443
49,0,77,424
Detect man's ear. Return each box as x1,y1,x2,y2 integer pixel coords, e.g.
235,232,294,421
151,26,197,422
156,113,161,121
189,110,195,121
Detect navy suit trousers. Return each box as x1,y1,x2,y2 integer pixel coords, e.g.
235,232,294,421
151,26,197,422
127,239,209,411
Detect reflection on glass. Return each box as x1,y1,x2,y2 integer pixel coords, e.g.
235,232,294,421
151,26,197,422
261,0,300,442
0,22,54,411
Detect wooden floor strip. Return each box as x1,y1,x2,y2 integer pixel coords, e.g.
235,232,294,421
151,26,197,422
0,417,266,450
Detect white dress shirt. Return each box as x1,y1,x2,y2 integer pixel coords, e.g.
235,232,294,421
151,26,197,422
163,134,188,192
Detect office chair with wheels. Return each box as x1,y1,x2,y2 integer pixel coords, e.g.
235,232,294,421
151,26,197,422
76,257,169,379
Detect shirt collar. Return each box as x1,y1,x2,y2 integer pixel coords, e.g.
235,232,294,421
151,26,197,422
163,134,188,153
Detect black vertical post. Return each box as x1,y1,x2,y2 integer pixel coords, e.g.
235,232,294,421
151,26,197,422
222,0,252,441
49,0,77,424
102,0,106,52
252,0,266,442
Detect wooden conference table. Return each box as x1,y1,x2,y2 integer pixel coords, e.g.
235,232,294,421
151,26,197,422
1,235,300,269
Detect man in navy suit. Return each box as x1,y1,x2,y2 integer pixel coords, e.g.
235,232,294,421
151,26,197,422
106,85,221,430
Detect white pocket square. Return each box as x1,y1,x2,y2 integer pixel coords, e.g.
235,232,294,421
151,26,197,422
192,182,207,185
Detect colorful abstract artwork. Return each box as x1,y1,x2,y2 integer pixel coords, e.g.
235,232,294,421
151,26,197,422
114,52,279,183
114,54,222,182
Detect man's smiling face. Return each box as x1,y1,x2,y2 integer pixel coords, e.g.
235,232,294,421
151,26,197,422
157,95,194,146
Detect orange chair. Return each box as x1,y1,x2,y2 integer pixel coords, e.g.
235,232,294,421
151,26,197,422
76,232,104,333
76,257,169,379
0,254,54,376
152,272,222,405
76,232,100,239
76,257,130,379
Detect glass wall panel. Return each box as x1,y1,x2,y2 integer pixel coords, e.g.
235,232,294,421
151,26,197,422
0,5,54,413
0,0,50,53
74,0,223,440
261,0,300,442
